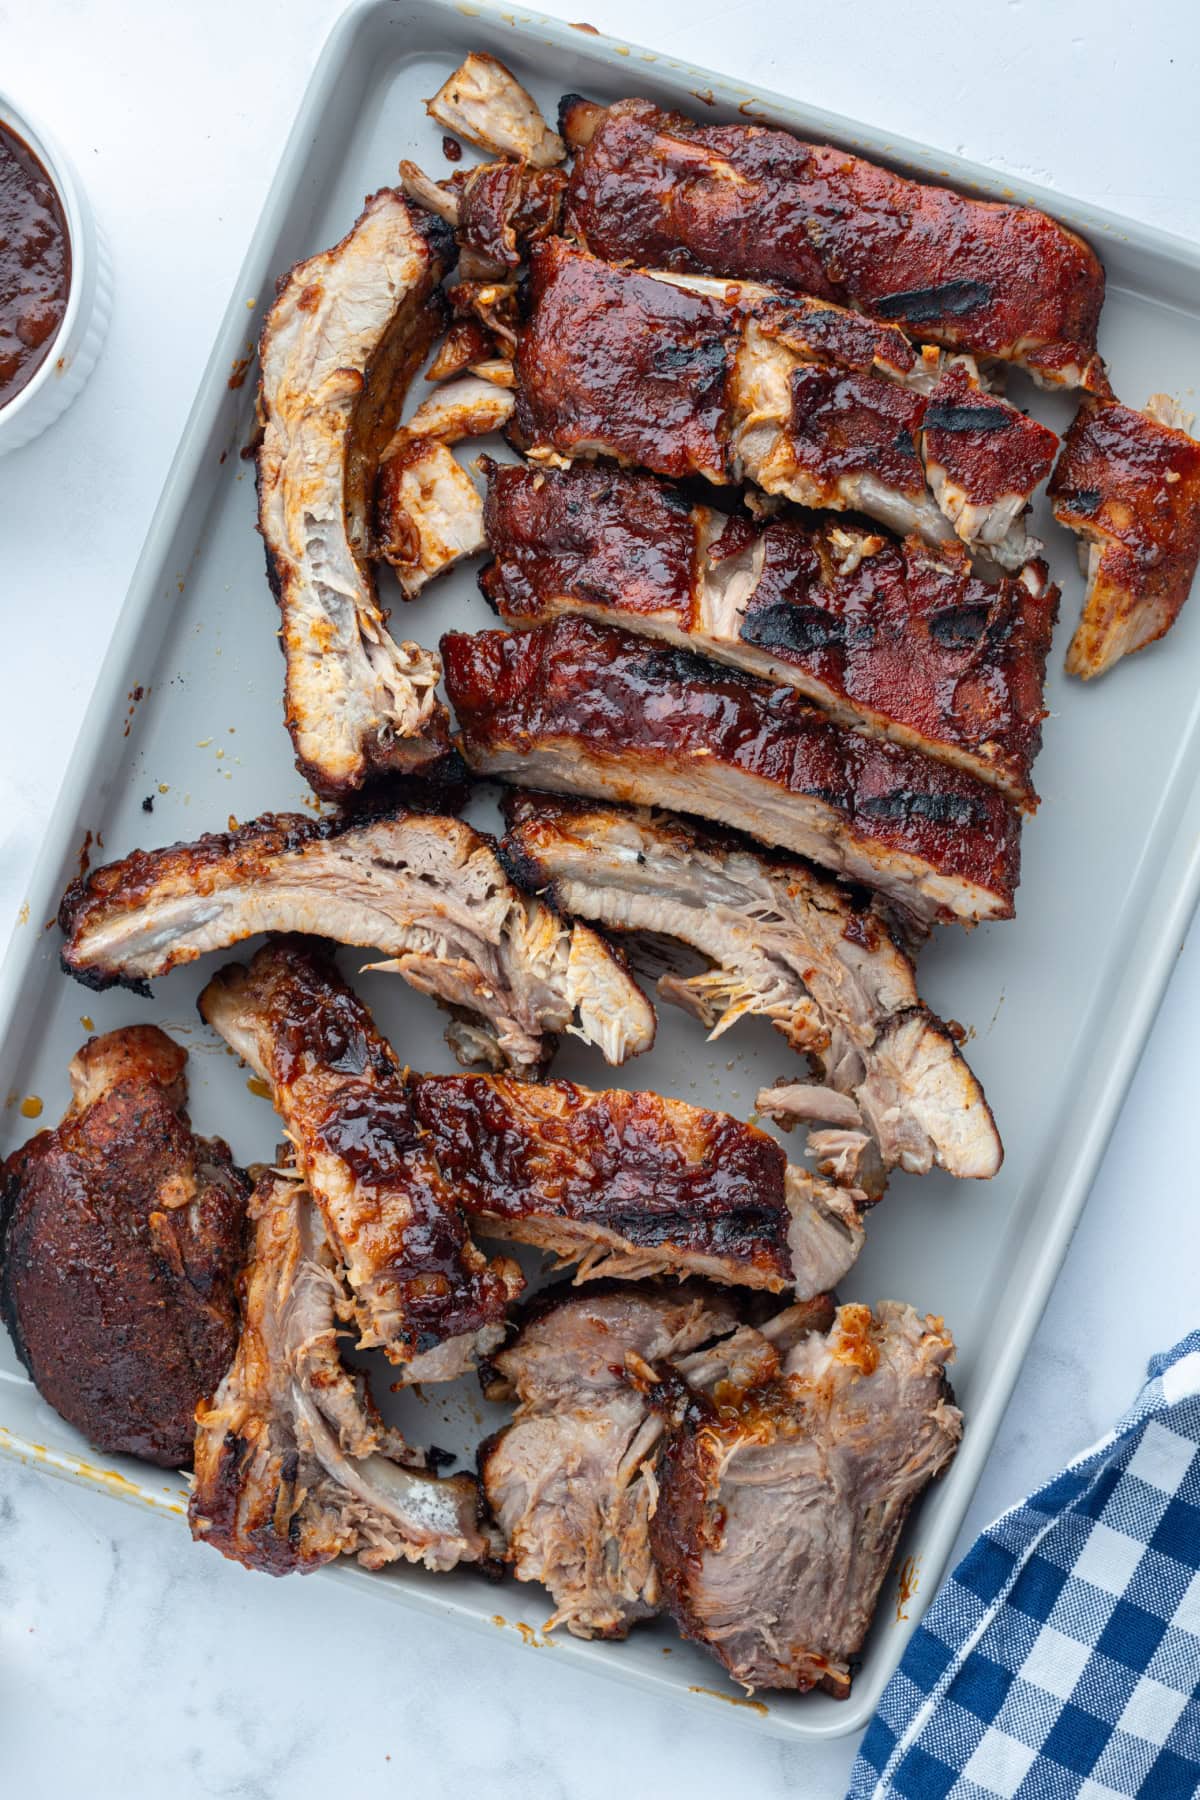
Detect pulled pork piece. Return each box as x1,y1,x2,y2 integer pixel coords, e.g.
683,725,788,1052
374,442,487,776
480,1284,836,1639
481,459,1057,807
560,96,1108,392
480,1285,744,1636
426,54,565,167
190,1162,496,1574
396,374,516,445
512,241,1055,567
199,938,522,1369
374,438,485,598
257,189,454,796
444,617,1022,928
649,1301,961,1695
0,1026,247,1468
58,810,654,1073
1050,395,1200,678
501,797,1000,1182
412,1073,864,1295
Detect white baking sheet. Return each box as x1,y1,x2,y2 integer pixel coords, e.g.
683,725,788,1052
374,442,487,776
3,0,1200,1741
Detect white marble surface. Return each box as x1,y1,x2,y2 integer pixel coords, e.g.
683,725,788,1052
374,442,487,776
1,2,1198,1793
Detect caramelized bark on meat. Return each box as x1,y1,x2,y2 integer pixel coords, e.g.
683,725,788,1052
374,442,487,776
561,97,1108,391
413,1073,864,1295
443,617,1022,927
256,189,454,796
1050,396,1200,678
190,1162,496,1574
481,459,1057,806
499,796,1002,1183
513,242,736,484
0,1026,247,1468
514,242,1052,565
58,808,655,1074
198,939,522,1369
648,1300,962,1694
456,161,566,271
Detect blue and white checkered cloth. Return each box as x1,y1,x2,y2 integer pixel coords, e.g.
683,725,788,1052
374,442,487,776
849,1332,1200,1800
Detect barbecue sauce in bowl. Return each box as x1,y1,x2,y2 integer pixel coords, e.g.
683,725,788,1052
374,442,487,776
0,119,71,408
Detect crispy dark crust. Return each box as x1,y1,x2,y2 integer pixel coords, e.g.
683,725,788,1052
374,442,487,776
412,1074,794,1288
923,360,1059,504
454,162,566,270
198,939,519,1358
512,241,737,482
0,1028,248,1468
59,811,372,993
442,617,1022,924
481,460,1057,806
1050,398,1200,676
562,98,1108,389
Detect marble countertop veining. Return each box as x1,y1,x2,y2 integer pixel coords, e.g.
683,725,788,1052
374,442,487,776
1,3,1198,1794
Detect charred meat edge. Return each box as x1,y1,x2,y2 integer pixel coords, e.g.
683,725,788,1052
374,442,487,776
57,808,656,1074
442,615,1022,930
480,457,1057,808
413,1072,865,1297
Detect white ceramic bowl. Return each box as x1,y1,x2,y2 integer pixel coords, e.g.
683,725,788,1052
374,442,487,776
0,91,110,455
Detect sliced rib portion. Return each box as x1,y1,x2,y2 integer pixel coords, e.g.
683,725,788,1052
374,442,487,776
0,1026,248,1469
500,797,1001,1181
412,1073,864,1295
513,242,1053,567
560,96,1107,391
58,810,655,1073
443,617,1022,927
649,1300,961,1695
198,939,523,1369
190,1161,496,1574
374,437,486,599
257,189,454,795
1049,395,1200,678
481,459,1057,807
426,54,565,168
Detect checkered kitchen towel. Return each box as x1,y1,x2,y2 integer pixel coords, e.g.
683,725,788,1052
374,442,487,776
849,1333,1200,1799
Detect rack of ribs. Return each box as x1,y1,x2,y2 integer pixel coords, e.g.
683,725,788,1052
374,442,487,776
512,241,1057,572
559,95,1108,393
442,616,1022,928
411,1072,865,1298
1050,395,1200,678
481,458,1058,808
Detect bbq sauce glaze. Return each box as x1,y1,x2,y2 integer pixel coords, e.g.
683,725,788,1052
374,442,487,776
0,120,70,407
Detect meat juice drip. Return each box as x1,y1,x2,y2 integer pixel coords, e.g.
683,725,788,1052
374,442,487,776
0,121,70,406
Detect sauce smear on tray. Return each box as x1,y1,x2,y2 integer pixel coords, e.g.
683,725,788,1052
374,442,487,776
0,121,70,407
